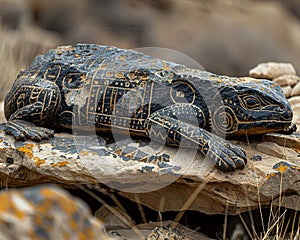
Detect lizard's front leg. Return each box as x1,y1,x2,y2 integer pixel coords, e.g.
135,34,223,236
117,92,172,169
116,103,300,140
4,83,60,141
145,107,247,171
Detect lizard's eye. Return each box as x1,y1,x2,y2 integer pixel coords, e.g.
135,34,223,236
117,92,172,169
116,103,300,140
241,95,262,109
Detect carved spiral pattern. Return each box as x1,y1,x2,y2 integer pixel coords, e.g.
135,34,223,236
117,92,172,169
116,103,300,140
213,106,237,134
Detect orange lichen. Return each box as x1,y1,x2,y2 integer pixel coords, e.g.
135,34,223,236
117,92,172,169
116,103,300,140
267,161,300,179
51,161,68,167
0,193,26,219
266,172,277,180
274,163,289,173
17,143,34,159
59,200,78,216
79,232,88,240
70,219,78,231
33,157,45,168
57,161,68,167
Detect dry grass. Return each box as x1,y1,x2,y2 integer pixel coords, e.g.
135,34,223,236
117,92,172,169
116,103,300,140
0,24,24,101
0,22,60,101
0,21,60,122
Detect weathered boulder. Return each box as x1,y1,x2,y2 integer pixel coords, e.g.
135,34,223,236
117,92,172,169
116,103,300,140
0,184,107,240
249,62,296,79
281,85,293,98
291,81,300,96
273,74,300,87
0,124,299,215
105,220,212,240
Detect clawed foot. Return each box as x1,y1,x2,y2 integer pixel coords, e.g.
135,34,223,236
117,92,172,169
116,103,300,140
4,120,54,141
206,138,247,171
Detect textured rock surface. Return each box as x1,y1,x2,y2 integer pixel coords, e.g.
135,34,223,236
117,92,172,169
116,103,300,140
273,74,300,87
107,221,212,240
281,85,293,98
0,124,299,215
0,184,107,240
291,81,300,96
249,62,296,79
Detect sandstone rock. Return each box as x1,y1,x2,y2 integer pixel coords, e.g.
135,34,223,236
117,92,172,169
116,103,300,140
263,132,300,150
291,81,300,96
0,124,299,215
281,85,292,98
107,221,212,240
249,62,296,79
288,95,300,106
273,74,300,87
254,142,299,160
0,184,107,240
288,96,300,133
144,224,192,240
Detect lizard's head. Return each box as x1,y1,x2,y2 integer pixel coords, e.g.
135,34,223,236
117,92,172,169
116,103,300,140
212,77,295,136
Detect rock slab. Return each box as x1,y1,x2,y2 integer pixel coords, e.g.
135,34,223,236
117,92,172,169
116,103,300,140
249,62,296,79
0,124,299,215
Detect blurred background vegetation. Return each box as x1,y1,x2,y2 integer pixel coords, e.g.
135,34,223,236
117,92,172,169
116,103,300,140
1,0,300,101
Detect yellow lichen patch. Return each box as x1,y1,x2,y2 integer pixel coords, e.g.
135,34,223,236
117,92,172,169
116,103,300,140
17,143,34,159
57,161,68,167
59,199,78,216
0,194,14,212
40,188,57,199
69,219,78,231
34,214,43,226
63,231,71,240
86,228,97,239
51,161,68,168
33,157,45,168
274,163,289,173
0,193,25,220
266,172,277,179
0,139,3,143
79,232,88,240
40,189,78,216
80,150,89,156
